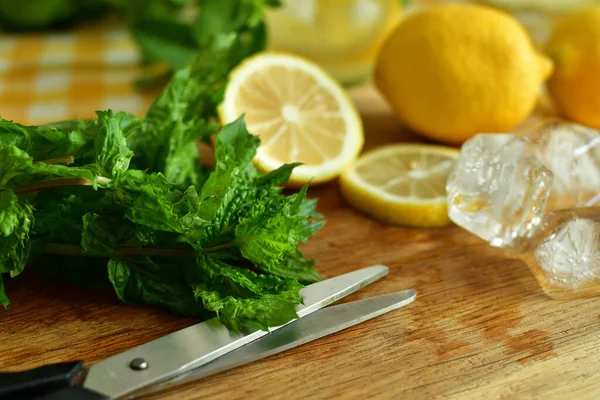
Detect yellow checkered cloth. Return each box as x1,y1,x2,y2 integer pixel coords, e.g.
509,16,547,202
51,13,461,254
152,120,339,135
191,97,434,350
0,21,156,125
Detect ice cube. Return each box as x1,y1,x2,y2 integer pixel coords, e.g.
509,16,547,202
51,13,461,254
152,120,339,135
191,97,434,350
534,216,600,290
520,208,600,299
446,134,552,249
525,121,600,209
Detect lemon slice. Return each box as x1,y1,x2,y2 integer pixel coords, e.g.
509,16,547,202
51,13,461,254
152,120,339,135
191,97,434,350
340,144,460,227
219,52,364,185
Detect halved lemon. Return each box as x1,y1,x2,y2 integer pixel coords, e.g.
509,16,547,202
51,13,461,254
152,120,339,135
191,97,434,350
340,144,460,227
219,52,364,186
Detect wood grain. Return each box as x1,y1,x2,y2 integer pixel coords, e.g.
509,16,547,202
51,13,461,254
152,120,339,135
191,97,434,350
2,86,599,400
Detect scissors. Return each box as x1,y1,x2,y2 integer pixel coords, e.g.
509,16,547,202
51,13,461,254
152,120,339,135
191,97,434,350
0,265,416,399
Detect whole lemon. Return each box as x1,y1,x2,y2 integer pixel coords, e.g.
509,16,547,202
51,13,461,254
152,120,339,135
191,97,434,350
545,6,600,130
374,4,553,144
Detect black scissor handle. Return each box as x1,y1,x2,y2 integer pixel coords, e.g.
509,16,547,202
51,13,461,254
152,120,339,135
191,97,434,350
0,361,110,400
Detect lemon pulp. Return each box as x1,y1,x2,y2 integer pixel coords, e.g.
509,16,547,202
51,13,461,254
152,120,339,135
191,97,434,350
220,52,364,186
340,144,460,227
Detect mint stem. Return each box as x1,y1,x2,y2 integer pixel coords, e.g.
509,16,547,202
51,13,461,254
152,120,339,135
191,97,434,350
202,242,235,253
13,176,112,195
35,156,75,165
14,178,94,195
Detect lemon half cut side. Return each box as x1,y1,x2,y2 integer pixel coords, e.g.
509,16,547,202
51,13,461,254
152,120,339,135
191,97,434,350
220,52,364,186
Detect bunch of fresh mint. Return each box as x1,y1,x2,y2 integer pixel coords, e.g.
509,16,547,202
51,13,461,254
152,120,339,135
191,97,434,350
0,55,324,331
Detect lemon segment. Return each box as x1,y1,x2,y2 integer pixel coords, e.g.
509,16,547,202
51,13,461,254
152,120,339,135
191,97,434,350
220,52,364,186
340,144,460,227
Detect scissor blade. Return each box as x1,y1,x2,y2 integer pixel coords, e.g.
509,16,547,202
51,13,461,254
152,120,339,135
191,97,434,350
84,265,389,399
130,289,417,399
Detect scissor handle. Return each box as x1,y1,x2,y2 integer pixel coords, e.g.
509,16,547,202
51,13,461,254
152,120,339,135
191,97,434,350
0,361,110,400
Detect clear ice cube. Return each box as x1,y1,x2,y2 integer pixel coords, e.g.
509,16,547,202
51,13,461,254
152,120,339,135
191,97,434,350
521,208,600,299
446,133,552,249
524,121,600,209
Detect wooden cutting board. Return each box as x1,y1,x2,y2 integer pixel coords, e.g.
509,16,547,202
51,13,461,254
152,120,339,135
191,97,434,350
2,85,599,400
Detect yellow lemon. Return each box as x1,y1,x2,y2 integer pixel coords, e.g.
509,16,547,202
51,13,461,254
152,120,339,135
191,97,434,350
545,5,600,130
374,4,553,145
219,52,364,186
340,144,459,227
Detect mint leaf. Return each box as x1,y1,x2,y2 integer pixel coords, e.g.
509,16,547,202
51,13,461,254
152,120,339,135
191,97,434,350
213,116,260,173
108,257,201,316
94,110,134,181
33,186,115,246
0,144,32,187
27,112,138,164
0,119,33,152
234,184,325,272
120,171,209,235
193,117,261,226
192,0,276,67
194,287,301,331
29,119,97,161
0,189,34,307
128,67,217,188
132,18,197,69
234,213,298,271
125,0,277,88
81,213,133,256
270,247,322,283
258,163,302,186
292,193,326,243
0,142,105,191
107,257,130,302
0,117,97,161
193,255,302,330
193,0,261,48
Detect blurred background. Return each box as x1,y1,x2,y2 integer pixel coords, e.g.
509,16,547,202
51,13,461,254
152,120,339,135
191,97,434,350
0,0,596,125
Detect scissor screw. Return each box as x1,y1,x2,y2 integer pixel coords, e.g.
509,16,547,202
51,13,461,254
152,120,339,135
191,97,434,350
130,357,149,371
